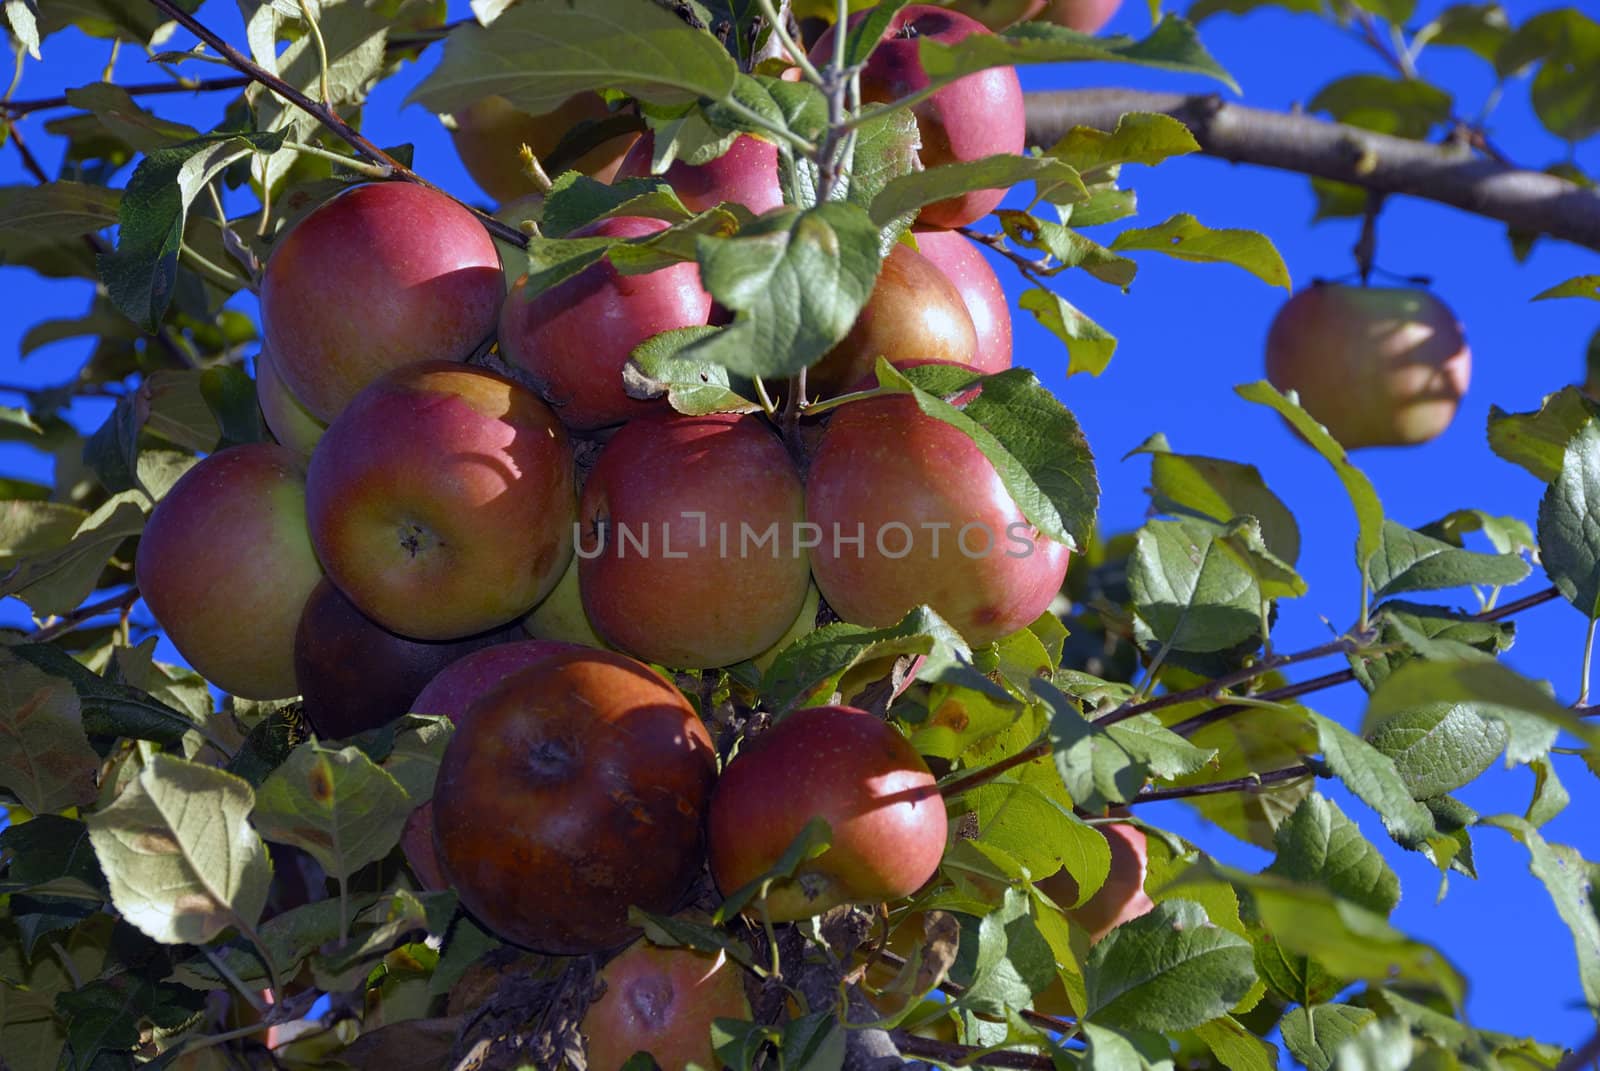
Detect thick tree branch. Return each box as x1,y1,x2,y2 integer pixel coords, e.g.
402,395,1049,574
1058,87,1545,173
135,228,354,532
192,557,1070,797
1023,89,1600,252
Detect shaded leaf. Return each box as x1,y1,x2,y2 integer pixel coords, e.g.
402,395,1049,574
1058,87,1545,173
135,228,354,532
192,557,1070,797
0,649,100,814
251,743,411,882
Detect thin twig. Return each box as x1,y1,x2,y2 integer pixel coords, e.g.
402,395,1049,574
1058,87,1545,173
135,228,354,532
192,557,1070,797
1124,764,1315,805
891,1034,1056,1070
27,588,141,644
0,75,252,114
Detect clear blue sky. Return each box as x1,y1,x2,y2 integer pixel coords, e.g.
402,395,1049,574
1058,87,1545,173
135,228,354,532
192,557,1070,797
2,0,1598,1050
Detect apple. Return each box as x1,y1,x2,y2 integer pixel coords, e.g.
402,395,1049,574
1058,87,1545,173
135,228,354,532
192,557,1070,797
1264,283,1471,449
806,393,1071,647
450,93,637,204
615,133,784,215
292,578,516,741
255,346,325,455
305,362,575,640
398,639,580,890
578,411,812,669
811,6,1026,228
913,228,1013,374
134,444,323,699
1036,821,1153,943
1038,0,1122,32
751,583,820,673
807,242,980,398
499,216,713,432
431,648,717,953
522,555,607,649
260,182,503,422
707,706,946,922
582,940,751,1071
943,0,1044,30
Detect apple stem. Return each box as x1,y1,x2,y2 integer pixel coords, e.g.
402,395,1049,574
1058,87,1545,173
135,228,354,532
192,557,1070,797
1354,190,1384,285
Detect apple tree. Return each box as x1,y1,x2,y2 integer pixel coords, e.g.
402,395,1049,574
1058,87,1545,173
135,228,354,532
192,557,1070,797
1,1,1599,1069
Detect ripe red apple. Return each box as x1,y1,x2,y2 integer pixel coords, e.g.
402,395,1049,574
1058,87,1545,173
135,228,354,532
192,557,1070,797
807,242,979,398
260,183,503,422
305,362,575,640
255,346,325,455
1264,283,1471,449
1038,0,1122,32
582,940,751,1071
806,394,1071,647
292,578,516,741
578,411,812,668
707,706,946,922
499,216,713,432
1036,821,1153,943
913,228,1013,374
431,649,717,953
398,639,580,891
451,93,637,203
134,444,323,699
811,6,1026,228
615,133,784,215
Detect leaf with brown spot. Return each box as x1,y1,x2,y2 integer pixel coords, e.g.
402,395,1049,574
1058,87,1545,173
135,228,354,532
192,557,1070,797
251,743,411,882
0,649,99,814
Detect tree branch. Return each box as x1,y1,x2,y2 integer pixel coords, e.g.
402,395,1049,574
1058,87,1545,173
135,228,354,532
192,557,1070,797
1023,89,1600,252
1125,764,1314,805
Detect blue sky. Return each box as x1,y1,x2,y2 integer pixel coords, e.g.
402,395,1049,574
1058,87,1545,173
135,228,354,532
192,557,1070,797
2,0,1599,1050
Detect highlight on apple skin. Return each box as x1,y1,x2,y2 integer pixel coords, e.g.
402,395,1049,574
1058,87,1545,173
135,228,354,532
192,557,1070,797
913,227,1014,374
134,443,323,700
259,182,504,423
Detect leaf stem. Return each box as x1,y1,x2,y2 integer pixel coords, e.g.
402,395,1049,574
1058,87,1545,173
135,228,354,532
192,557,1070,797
27,587,141,643
752,375,779,420
755,0,822,85
200,944,267,1014
721,97,818,154
1579,616,1597,707
235,917,285,1009
281,139,394,179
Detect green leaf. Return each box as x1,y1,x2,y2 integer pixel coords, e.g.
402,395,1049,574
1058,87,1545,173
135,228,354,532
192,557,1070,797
55,972,198,1071
1365,702,1508,801
1192,1015,1280,1071
1540,420,1600,617
997,211,1137,288
1281,1004,1378,1071
1237,381,1384,574
631,908,759,972
1309,74,1453,138
1311,713,1437,850
1110,214,1290,289
960,885,1057,1017
1369,519,1530,599
171,891,387,990
311,888,457,990
1017,285,1117,376
966,770,1111,891
1128,518,1262,654
1132,433,1300,564
60,83,201,154
625,325,758,416
1187,0,1323,19
100,131,285,331
5,0,40,58
7,642,208,750
1077,1023,1177,1071
1041,680,1215,811
0,649,100,815
0,182,120,268
713,816,833,923
1173,702,1318,849
1330,1018,1416,1071
408,0,739,116
380,714,455,804
0,815,105,901
226,702,309,788
251,743,412,882
539,172,692,238
1533,274,1600,301
870,154,1087,229
1267,795,1399,916
1419,3,1512,62
85,754,271,944
1082,899,1256,1032
842,108,922,233
1356,601,1513,693
200,365,266,448
680,203,880,379
1044,112,1200,175
1487,386,1597,482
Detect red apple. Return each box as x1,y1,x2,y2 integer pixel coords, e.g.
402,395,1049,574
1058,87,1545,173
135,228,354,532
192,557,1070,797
578,411,812,668
260,183,503,422
431,649,717,953
811,6,1026,228
707,706,946,922
582,940,751,1071
1036,821,1153,943
499,216,713,432
255,346,325,455
615,133,784,215
134,444,323,699
292,578,516,741
451,93,637,203
807,242,980,398
1038,0,1122,32
913,228,1013,374
806,393,1070,647
398,639,581,890
1264,283,1471,449
305,362,575,640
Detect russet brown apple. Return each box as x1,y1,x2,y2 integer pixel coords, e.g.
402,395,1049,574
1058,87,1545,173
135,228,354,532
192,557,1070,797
582,940,751,1071
615,132,784,215
450,93,637,203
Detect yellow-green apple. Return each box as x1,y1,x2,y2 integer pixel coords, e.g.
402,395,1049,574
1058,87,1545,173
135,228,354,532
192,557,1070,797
582,940,751,1070
1038,0,1122,32
1264,283,1471,449
913,228,1013,373
615,133,784,215
431,649,717,953
578,411,811,668
751,584,820,673
806,393,1070,646
522,555,608,649
450,93,637,203
707,706,946,921
134,444,323,699
1036,821,1153,943
499,216,713,432
807,242,980,398
811,6,1025,228
398,639,581,890
305,362,575,640
292,578,516,741
255,346,325,455
260,183,503,422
